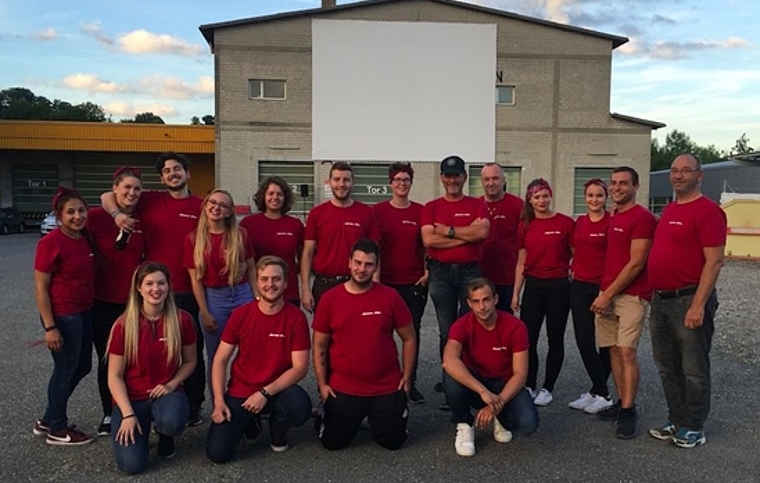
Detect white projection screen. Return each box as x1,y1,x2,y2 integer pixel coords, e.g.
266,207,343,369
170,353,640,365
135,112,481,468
312,19,496,163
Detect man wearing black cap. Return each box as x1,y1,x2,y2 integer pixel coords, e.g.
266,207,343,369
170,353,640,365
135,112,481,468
421,155,490,409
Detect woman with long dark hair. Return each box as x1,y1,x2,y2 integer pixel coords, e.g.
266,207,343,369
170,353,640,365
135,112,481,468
511,178,574,407
33,188,97,446
568,179,613,414
107,262,197,474
184,189,256,397
86,167,145,436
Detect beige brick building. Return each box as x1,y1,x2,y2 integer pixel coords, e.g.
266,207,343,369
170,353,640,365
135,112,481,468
200,0,663,216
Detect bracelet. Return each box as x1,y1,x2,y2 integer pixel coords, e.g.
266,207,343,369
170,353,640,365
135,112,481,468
44,325,58,332
110,209,121,219
259,388,272,400
122,413,136,420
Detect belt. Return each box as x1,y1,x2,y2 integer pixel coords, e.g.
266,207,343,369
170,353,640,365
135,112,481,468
314,274,350,283
655,285,698,300
426,257,479,270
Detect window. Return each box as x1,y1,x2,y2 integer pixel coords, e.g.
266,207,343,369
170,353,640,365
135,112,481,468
258,161,314,218
649,196,672,215
249,79,286,100
496,85,515,105
467,165,522,197
347,163,392,205
573,167,615,215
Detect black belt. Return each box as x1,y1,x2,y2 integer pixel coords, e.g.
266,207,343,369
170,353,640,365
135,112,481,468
655,285,698,300
314,274,350,283
426,257,479,270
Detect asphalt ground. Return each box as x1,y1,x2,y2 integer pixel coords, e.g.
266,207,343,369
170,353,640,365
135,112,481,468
1,232,759,482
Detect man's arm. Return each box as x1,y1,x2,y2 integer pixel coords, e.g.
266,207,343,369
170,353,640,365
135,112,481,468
421,224,467,249
241,349,310,414
685,245,724,329
312,330,335,401
442,339,502,413
448,217,490,243
300,240,316,313
100,191,135,231
511,248,527,312
395,324,417,394
591,238,651,313
497,350,528,404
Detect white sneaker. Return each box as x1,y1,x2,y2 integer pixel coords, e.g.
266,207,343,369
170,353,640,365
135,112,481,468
526,387,537,400
583,395,613,414
568,393,596,410
533,388,553,406
493,419,513,444
454,423,476,456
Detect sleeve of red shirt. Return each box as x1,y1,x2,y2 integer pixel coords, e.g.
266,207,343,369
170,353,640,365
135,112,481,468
304,207,318,241
179,310,198,346
311,291,332,333
391,290,412,329
516,221,526,249
473,198,489,219
420,201,435,227
291,310,311,351
34,237,59,273
182,232,196,269
447,317,468,345
241,227,256,260
366,208,381,242
221,305,244,345
107,319,126,356
511,317,530,352
631,210,656,240
566,216,576,249
700,205,728,247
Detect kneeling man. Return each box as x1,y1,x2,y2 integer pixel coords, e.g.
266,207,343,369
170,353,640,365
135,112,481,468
206,256,311,463
313,239,416,450
443,277,538,456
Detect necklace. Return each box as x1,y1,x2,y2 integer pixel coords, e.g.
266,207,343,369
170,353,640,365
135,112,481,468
59,228,82,240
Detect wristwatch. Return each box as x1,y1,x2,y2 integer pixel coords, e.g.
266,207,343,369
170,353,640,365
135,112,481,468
447,226,456,238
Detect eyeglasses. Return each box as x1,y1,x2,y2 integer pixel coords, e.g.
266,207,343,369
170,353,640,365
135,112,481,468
207,198,231,210
669,168,700,175
391,177,412,184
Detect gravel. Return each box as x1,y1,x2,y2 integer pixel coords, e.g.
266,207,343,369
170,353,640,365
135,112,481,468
712,259,760,364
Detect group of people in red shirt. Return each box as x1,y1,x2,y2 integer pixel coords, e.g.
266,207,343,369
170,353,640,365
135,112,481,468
31,151,726,473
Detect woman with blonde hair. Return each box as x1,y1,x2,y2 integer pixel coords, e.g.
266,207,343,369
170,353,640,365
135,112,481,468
184,189,256,397
107,262,197,474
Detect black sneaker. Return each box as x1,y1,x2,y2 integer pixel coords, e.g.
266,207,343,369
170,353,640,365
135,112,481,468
616,407,638,440
186,407,203,427
434,382,444,393
157,434,176,459
244,415,262,445
408,387,426,404
97,416,111,437
269,432,290,452
597,400,622,421
438,401,451,411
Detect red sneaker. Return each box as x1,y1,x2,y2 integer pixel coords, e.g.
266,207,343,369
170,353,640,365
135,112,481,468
33,420,51,437
46,426,94,446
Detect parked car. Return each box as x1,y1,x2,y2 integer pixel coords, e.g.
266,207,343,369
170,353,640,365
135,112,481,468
40,211,60,236
0,208,26,235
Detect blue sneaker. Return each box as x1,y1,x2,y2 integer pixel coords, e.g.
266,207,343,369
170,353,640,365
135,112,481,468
672,428,706,448
648,422,677,441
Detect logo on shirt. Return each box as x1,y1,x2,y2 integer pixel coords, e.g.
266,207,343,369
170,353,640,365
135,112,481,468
589,233,606,238
453,213,471,217
276,231,294,237
493,215,506,220
345,222,361,228
668,221,684,226
269,333,285,338
613,227,624,233
179,213,198,219
492,346,508,351
401,220,418,226
543,231,563,236
361,311,382,316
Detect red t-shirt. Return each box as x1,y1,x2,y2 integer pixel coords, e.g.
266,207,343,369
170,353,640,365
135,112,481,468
648,197,727,291
240,213,304,301
601,204,657,299
312,283,412,397
86,207,146,304
421,196,489,264
571,212,610,285
480,194,523,285
221,301,310,399
34,228,96,316
304,201,380,277
138,191,203,294
448,311,529,381
183,229,255,288
373,200,425,285
517,213,575,280
108,310,197,402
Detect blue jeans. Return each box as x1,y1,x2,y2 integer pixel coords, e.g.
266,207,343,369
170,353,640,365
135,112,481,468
206,385,312,463
203,283,254,397
444,372,538,436
427,260,481,360
111,391,189,475
42,311,93,432
650,290,717,431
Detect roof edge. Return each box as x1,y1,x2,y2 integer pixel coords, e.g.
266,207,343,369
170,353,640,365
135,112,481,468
611,112,666,129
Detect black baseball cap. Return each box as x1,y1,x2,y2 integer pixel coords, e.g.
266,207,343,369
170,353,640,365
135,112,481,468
440,155,466,175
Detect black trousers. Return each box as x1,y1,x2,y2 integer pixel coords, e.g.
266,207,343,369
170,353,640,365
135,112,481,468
174,292,205,411
319,390,408,451
91,299,126,416
386,283,427,385
569,280,611,397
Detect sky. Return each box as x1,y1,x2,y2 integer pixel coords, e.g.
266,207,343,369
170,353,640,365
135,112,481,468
0,0,757,152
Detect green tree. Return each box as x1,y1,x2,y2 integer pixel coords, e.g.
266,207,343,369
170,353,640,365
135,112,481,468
0,87,107,121
651,129,726,171
190,116,201,125
121,112,165,124
201,115,215,125
730,133,754,155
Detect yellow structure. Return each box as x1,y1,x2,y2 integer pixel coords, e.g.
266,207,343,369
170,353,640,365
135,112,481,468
722,196,760,260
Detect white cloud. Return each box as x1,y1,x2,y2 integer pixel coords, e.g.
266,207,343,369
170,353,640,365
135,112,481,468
61,73,118,93
617,36,753,60
80,21,206,57
58,73,213,100
80,21,114,46
31,28,57,41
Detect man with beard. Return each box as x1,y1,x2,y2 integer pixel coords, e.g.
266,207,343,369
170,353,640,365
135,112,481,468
647,154,726,448
313,239,416,451
421,155,490,408
301,161,379,313
206,256,311,462
479,163,523,313
102,152,206,426
590,167,656,439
